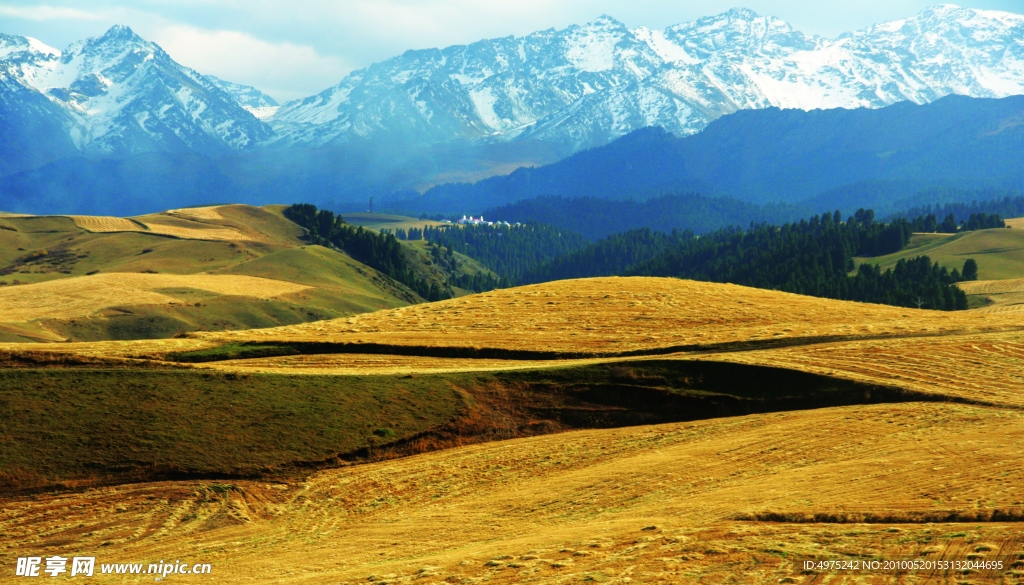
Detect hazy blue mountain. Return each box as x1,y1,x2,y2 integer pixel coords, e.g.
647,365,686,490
479,194,812,240
403,94,1024,211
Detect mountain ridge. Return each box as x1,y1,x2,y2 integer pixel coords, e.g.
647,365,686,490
404,94,1024,212
267,3,1024,154
3,5,1024,212
0,25,271,174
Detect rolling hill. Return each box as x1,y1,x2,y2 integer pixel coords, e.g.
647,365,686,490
0,205,493,342
857,227,1024,282
3,276,1024,583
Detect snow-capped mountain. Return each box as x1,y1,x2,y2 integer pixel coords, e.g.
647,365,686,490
2,5,1024,182
270,4,1024,154
0,25,271,169
204,74,280,119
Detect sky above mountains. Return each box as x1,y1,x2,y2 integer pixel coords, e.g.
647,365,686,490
2,0,1023,102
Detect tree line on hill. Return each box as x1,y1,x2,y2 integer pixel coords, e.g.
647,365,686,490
517,210,975,311
904,212,1006,233
418,223,589,284
285,204,455,301
288,203,987,311
890,191,1024,224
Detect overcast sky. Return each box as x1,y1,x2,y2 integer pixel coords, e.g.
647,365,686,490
2,0,1023,102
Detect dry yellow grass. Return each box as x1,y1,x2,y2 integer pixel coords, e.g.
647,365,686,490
3,402,1022,584
1004,216,1024,229
958,278,1024,295
194,277,1023,355
0,273,311,322
140,221,252,242
6,277,1024,583
959,278,1024,313
66,215,146,233
164,206,225,220
0,337,216,358
976,302,1024,314
67,207,266,242
704,329,1024,409
195,353,607,375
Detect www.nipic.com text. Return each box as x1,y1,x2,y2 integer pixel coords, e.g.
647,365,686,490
15,557,212,578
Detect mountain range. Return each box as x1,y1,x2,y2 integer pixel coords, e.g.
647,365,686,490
2,4,1024,214
406,93,1024,213
269,4,1024,154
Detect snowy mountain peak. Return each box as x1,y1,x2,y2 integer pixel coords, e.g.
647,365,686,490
205,74,280,108
5,5,1024,181
724,7,763,20
0,33,60,60
916,4,970,17
269,4,1024,155
80,25,158,57
584,14,627,29
0,25,272,164
98,24,143,42
887,4,1024,31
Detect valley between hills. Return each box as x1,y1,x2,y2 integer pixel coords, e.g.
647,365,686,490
1,206,1024,583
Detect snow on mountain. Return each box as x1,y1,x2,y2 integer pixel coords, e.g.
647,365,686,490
270,4,1024,154
204,74,280,111
0,33,60,60
0,26,271,162
2,4,1023,176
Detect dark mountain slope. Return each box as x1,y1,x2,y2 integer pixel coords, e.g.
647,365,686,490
411,95,1024,211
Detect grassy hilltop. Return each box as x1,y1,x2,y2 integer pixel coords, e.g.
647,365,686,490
0,205,495,342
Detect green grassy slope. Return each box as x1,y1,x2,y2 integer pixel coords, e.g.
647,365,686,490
856,228,1024,281
211,245,418,313
0,207,425,342
0,359,938,494
342,212,449,233
0,369,465,492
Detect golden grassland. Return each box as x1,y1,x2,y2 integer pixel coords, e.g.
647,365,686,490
165,206,226,221
4,276,1024,583
69,209,258,242
0,273,311,322
1004,216,1024,229
135,206,264,242
959,279,1024,295
139,222,253,242
68,204,298,243
67,216,146,233
192,353,608,375
2,403,1022,584
0,337,217,358
959,278,1024,314
190,277,1024,355
706,329,1024,409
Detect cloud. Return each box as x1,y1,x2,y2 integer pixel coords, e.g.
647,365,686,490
0,4,100,21
151,25,352,102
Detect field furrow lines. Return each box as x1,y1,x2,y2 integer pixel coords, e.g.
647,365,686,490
67,215,146,233
0,273,312,322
